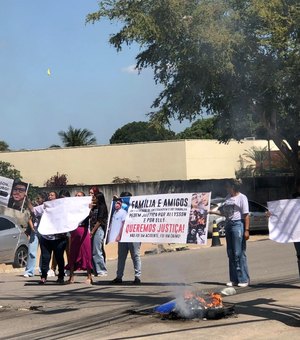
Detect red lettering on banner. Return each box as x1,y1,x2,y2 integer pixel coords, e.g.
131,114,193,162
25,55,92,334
125,224,157,233
157,224,185,233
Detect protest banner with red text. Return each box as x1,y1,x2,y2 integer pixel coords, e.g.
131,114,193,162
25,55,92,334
106,192,211,245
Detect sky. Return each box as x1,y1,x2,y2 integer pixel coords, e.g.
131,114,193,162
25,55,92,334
0,0,190,151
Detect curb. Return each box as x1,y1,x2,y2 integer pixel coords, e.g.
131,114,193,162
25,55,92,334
0,236,268,274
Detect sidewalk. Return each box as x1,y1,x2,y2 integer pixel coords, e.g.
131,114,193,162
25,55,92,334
0,239,214,274
0,235,267,274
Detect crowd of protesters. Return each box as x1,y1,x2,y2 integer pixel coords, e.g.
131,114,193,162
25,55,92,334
6,178,300,286
22,187,142,285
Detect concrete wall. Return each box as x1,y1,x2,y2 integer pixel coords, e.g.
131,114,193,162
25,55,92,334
0,139,276,187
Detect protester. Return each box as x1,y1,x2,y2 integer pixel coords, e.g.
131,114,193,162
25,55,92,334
75,191,86,197
23,192,48,278
46,191,60,277
212,179,250,287
29,190,67,284
89,186,100,197
7,179,28,211
110,192,142,285
291,181,300,277
267,180,300,278
90,192,109,278
49,189,71,276
66,191,94,284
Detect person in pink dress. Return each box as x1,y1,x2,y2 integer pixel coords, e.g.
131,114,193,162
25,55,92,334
67,191,93,284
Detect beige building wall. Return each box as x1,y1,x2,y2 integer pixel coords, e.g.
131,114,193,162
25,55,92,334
185,139,275,180
0,140,276,186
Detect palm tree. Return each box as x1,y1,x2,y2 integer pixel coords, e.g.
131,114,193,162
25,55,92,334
58,126,97,147
242,146,269,176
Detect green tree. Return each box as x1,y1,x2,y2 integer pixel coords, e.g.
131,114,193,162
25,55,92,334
0,161,22,179
87,1,300,178
44,172,68,187
0,140,9,151
176,117,221,139
110,121,175,144
58,126,97,147
243,146,269,177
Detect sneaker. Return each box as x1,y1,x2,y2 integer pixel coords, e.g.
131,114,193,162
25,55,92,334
97,271,108,277
23,273,33,278
238,282,249,287
64,270,70,277
39,278,47,285
133,277,141,285
47,269,56,277
110,277,122,284
56,278,65,285
226,282,234,287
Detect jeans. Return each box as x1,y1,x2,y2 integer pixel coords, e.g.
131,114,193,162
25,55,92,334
117,242,141,279
24,232,39,276
40,237,67,280
92,227,107,274
225,220,250,284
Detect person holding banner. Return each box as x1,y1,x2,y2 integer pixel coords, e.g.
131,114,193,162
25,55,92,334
291,182,300,277
110,192,142,285
28,191,67,284
49,189,72,277
67,191,94,284
24,192,48,278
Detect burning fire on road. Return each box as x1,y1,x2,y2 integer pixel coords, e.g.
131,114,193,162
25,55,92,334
153,289,235,320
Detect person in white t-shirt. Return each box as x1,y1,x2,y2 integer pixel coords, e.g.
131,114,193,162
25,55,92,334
107,199,127,243
213,179,250,287
109,193,142,285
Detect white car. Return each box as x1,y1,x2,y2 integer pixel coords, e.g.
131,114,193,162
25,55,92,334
0,215,28,267
208,198,268,237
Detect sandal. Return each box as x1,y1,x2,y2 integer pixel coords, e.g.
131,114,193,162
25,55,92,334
85,278,93,285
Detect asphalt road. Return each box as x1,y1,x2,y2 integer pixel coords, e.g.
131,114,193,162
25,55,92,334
0,236,299,339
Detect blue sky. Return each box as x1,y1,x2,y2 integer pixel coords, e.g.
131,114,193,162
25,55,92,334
0,0,190,150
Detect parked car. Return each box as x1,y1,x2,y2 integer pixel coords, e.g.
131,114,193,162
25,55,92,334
0,214,28,268
208,197,269,237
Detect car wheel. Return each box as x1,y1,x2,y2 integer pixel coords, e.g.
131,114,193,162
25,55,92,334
13,246,28,268
217,221,226,237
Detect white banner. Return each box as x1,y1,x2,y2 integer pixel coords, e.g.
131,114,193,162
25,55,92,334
38,196,91,235
267,199,300,243
106,192,211,245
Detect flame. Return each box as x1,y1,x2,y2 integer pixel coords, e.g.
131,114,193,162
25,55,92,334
183,291,223,308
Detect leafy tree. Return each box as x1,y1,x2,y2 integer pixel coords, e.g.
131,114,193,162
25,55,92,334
0,161,22,179
110,121,175,144
87,1,300,178
176,117,221,139
0,140,9,151
112,176,139,184
58,126,97,147
44,172,68,187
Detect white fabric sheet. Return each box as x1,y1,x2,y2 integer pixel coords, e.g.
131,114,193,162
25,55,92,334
38,196,91,235
267,199,300,243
